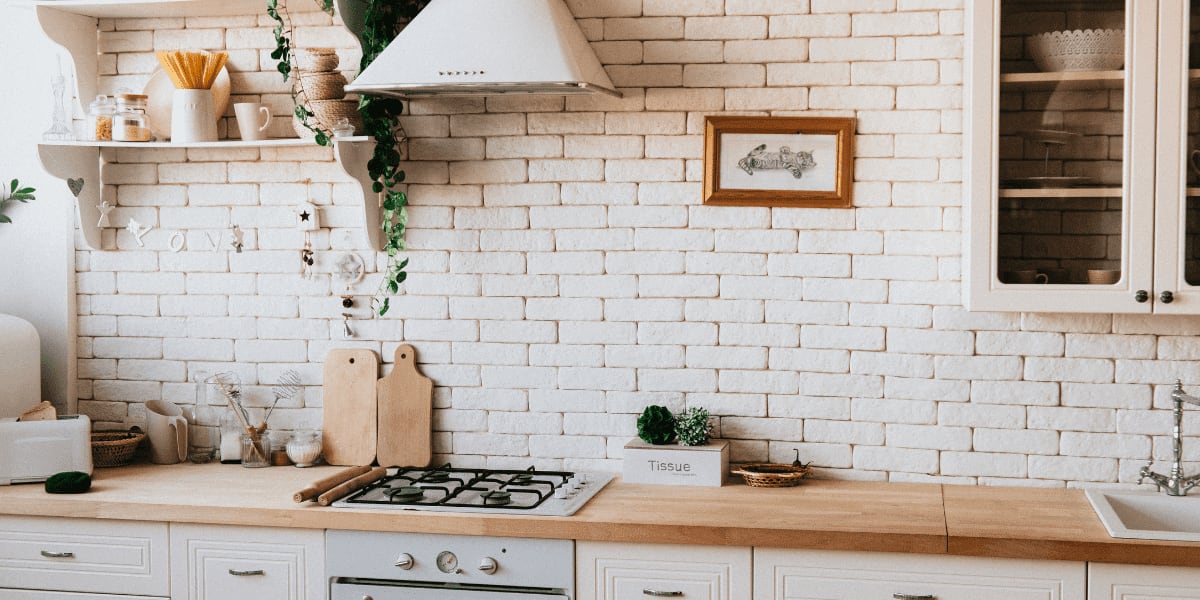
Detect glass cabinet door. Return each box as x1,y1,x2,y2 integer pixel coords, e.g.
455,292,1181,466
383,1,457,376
1155,0,1200,312
966,0,1157,312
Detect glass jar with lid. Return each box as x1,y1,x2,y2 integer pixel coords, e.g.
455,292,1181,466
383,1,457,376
85,95,114,141
112,93,151,142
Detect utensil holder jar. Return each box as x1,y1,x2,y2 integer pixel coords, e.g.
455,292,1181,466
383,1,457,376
170,89,218,143
241,431,269,468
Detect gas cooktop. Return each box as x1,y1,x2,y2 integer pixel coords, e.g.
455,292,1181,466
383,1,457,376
331,465,613,516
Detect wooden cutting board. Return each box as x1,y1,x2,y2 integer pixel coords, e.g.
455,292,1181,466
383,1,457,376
376,344,433,468
321,348,379,466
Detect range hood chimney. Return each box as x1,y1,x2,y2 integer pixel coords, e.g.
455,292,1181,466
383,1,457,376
345,0,621,99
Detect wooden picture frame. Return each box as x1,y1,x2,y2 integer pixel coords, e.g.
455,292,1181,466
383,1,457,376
703,116,855,208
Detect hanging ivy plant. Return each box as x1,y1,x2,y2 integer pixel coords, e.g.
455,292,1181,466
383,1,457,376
270,0,429,315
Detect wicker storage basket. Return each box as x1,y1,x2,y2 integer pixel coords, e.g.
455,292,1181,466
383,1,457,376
298,71,347,101
91,431,145,468
731,463,812,488
294,47,339,72
293,100,364,139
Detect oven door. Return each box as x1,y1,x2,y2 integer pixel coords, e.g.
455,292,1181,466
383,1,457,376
331,580,569,600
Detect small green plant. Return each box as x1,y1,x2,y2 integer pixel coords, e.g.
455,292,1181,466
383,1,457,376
0,179,36,224
636,405,676,445
674,407,712,446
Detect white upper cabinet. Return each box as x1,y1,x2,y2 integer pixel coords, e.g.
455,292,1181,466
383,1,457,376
966,0,1200,313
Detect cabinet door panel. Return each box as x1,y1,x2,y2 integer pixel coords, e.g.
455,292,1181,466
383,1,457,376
754,548,1085,600
577,541,751,600
0,516,168,596
1089,563,1200,599
170,523,324,600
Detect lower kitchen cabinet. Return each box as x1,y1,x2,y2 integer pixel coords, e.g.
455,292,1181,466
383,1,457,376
1089,563,1200,599
169,523,324,600
753,548,1085,600
576,541,751,600
0,515,169,598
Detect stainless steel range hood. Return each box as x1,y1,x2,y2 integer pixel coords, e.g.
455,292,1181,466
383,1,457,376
345,0,620,99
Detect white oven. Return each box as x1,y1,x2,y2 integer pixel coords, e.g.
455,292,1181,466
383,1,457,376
327,531,573,599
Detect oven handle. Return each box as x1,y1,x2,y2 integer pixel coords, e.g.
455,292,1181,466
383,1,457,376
643,591,684,597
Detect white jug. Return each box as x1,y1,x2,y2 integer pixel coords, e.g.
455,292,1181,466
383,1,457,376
146,399,188,464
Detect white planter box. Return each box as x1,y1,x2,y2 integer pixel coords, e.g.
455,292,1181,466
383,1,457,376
622,439,729,487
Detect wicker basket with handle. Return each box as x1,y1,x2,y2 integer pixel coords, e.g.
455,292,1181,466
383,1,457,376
731,463,812,487
91,431,145,468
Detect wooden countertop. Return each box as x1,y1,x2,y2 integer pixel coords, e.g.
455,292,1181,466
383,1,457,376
0,463,1195,566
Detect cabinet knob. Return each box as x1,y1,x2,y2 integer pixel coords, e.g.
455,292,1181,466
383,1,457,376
394,553,414,569
39,550,74,559
1135,290,1149,303
1161,290,1175,304
478,557,498,574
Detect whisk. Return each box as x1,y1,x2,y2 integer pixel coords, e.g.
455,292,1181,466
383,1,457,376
256,370,302,432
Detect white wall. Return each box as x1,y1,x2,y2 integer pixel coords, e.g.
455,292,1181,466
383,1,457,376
66,0,1200,488
0,5,76,411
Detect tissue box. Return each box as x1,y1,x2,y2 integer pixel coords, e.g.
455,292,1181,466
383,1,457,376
622,438,729,487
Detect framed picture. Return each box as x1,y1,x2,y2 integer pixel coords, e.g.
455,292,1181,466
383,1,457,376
703,116,855,208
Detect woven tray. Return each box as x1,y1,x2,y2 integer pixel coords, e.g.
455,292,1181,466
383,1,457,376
91,431,145,468
731,463,812,487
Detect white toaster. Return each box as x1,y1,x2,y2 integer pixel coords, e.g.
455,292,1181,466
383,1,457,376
0,415,93,485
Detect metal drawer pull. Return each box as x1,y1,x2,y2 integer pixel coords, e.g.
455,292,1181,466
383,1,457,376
39,550,74,558
228,569,265,577
643,591,684,597
893,595,934,600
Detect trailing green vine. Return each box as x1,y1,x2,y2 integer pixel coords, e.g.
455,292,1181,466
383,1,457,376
268,0,332,146
270,0,429,316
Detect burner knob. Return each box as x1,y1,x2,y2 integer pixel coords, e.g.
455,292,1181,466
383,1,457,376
478,557,499,575
394,553,414,569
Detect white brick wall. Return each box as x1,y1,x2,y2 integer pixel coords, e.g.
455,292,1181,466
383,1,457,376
76,1,1200,487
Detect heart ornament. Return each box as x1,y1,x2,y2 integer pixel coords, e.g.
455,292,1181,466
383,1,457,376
67,177,85,197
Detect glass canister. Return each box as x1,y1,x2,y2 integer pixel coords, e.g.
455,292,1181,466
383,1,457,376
85,95,114,141
285,430,322,467
112,93,151,142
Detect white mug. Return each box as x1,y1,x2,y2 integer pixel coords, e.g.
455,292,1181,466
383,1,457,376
234,102,272,142
146,399,188,464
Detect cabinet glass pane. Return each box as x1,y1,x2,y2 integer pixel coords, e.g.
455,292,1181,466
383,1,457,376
996,1,1126,286
1187,0,1200,286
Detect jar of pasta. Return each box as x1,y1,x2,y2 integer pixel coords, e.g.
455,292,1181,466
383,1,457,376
112,93,151,142
85,95,114,141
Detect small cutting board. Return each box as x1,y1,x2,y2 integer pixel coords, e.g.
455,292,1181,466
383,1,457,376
376,344,433,468
321,348,379,466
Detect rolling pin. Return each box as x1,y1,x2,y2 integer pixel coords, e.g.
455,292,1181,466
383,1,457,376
293,465,372,503
317,466,389,506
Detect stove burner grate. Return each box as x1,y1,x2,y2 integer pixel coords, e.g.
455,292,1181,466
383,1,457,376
341,465,577,511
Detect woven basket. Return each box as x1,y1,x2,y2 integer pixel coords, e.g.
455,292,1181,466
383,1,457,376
298,71,347,101
91,431,145,468
294,47,339,72
293,99,363,139
731,463,812,488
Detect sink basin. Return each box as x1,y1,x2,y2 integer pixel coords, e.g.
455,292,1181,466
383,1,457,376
1085,489,1200,542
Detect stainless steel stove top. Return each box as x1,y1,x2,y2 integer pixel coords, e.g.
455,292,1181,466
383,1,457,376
331,466,613,516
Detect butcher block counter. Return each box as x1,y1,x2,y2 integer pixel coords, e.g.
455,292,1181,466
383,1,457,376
0,463,1195,567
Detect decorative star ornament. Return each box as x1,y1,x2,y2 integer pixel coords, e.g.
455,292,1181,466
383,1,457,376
125,218,150,247
96,200,114,228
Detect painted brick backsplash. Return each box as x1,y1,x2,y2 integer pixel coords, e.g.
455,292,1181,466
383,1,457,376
74,1,1200,487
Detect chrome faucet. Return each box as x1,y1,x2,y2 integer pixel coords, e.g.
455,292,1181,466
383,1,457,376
1138,380,1200,496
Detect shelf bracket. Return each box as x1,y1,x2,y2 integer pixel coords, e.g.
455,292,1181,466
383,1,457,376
35,6,98,114
334,138,383,251
38,144,103,250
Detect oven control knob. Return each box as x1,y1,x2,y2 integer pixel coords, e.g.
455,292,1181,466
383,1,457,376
393,553,414,569
478,557,499,574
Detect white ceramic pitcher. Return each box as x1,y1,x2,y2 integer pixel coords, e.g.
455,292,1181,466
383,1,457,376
146,399,188,464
